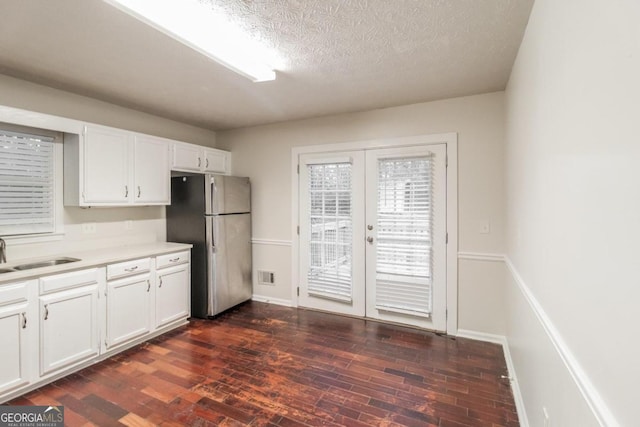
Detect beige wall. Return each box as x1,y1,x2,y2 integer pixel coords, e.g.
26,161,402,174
504,0,639,424
217,92,506,334
0,74,218,260
0,74,217,145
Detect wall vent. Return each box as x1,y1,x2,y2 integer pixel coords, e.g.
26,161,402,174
258,270,275,285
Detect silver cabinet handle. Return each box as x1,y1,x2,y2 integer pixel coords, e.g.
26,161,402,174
146,280,150,292
367,236,374,243
125,185,129,198
367,225,374,230
44,304,49,320
169,257,180,263
124,266,139,272
21,312,27,329
159,277,163,288
137,186,141,198
206,158,209,168
198,157,202,168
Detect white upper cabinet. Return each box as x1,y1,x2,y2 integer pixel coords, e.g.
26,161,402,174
172,142,203,172
83,125,131,204
65,124,171,206
203,148,228,173
172,142,230,175
133,135,170,204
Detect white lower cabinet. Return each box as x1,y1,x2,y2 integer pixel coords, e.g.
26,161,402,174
155,251,190,329
0,248,191,403
0,280,35,397
39,269,100,377
156,263,190,328
106,274,152,350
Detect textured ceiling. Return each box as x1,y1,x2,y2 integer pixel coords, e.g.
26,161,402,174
0,0,533,131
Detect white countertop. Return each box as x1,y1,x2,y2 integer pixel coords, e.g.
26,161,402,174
0,242,193,285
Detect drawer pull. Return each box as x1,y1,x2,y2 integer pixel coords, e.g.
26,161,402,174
21,312,27,329
124,266,139,272
169,257,180,263
44,304,49,321
146,280,151,292
159,277,163,288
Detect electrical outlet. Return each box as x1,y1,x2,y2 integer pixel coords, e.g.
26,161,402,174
81,223,97,234
543,407,550,427
479,221,490,234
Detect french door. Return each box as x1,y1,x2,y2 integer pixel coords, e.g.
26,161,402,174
298,144,447,331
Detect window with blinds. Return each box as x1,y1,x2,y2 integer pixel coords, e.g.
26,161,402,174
375,155,434,316
0,129,56,236
307,162,353,302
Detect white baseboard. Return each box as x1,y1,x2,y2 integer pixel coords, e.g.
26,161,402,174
456,329,506,345
456,329,529,427
504,257,618,427
252,294,293,307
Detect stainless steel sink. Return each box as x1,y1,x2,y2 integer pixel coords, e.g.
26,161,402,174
13,257,81,271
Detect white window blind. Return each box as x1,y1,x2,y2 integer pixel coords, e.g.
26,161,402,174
0,129,55,236
375,155,434,316
307,162,353,302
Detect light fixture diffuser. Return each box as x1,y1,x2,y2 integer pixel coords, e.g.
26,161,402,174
104,0,278,82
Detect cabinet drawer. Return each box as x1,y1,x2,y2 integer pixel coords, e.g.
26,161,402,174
40,268,99,295
107,258,151,280
0,281,29,307
156,251,190,269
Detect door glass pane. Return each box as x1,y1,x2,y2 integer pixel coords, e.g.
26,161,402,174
376,155,433,316
307,163,353,302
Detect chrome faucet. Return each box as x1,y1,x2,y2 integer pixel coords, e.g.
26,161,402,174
0,238,6,263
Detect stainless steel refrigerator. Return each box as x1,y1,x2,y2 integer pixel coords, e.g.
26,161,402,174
166,174,252,318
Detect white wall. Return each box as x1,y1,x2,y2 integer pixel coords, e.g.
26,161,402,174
504,0,639,425
217,92,507,334
0,74,218,260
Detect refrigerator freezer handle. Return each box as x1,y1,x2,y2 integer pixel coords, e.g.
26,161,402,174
205,215,216,252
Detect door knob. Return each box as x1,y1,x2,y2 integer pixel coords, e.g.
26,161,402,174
367,236,374,243
367,225,373,230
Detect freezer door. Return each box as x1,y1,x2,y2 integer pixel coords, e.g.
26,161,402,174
209,175,251,215
208,213,252,315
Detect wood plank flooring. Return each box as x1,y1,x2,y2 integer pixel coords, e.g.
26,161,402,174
8,302,519,426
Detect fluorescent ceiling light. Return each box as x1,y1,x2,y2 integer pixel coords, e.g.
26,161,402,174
104,0,278,82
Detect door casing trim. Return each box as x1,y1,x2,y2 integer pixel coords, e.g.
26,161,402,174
291,132,458,334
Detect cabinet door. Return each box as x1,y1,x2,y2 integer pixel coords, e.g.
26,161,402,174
106,275,152,349
172,143,203,172
156,264,190,328
83,125,131,204
40,285,99,376
134,135,170,204
203,148,229,174
0,303,30,395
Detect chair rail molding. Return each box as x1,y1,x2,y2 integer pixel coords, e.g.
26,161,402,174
457,251,505,262
505,257,619,427
251,238,292,247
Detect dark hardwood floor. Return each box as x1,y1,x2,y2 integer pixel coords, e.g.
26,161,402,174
9,302,519,426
